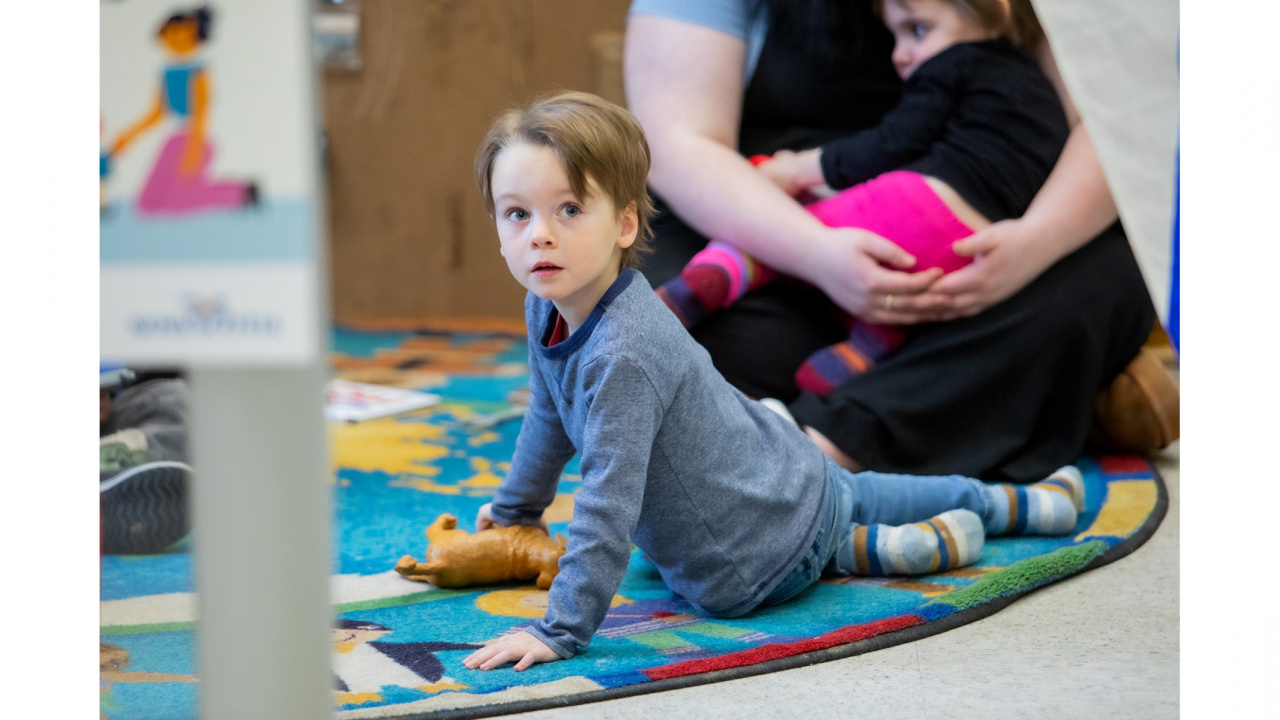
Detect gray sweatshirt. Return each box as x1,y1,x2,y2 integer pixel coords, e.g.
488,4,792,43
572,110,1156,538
490,268,830,659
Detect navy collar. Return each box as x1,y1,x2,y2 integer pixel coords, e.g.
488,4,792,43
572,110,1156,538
537,268,637,359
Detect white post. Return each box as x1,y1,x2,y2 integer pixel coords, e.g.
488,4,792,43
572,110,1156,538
101,1,332,714
188,365,333,718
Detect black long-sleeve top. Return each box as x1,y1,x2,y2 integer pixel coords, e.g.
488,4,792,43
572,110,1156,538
818,40,1069,223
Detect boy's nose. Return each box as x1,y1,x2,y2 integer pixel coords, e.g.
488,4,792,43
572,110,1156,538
530,220,556,247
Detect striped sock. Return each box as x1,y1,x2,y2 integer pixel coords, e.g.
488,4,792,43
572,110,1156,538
838,509,984,576
655,279,703,328
982,466,1085,536
794,323,906,396
656,242,776,328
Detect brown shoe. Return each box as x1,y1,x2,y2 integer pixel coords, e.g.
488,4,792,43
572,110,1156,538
1088,348,1179,453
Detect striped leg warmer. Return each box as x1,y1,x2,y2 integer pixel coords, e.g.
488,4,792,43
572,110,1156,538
982,465,1085,536
794,322,907,396
655,241,775,328
837,509,985,576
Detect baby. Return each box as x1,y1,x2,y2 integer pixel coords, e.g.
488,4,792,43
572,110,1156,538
657,0,1069,396
463,91,1082,672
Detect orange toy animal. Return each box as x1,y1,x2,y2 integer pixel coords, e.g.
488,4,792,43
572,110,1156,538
394,513,567,589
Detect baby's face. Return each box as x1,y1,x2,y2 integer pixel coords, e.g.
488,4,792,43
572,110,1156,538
883,0,995,80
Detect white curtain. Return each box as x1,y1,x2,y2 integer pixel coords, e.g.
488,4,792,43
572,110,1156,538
1032,0,1179,335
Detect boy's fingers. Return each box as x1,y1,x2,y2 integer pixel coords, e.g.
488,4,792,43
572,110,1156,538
465,644,504,669
514,652,535,672
480,649,514,670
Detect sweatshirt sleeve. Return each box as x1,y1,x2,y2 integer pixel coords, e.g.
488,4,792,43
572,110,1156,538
489,343,577,527
818,53,962,189
526,356,665,658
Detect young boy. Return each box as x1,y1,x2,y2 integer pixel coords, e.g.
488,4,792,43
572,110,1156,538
463,91,1083,672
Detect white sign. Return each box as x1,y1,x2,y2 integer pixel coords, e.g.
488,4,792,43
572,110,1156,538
100,0,322,365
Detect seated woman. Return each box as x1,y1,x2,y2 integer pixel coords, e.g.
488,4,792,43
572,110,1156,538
624,0,1171,482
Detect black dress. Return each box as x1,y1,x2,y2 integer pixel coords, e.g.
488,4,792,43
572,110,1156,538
638,5,1155,483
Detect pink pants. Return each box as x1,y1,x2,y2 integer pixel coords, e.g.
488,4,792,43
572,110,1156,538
806,170,975,274
137,132,247,215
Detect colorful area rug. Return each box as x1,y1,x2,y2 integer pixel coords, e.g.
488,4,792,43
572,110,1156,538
100,323,1168,720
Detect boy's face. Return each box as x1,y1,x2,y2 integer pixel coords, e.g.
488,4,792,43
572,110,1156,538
491,142,637,325
884,0,993,79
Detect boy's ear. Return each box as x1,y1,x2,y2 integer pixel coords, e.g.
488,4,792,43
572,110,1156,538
617,202,639,249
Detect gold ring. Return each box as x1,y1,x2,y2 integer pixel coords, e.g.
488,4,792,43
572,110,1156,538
883,294,893,311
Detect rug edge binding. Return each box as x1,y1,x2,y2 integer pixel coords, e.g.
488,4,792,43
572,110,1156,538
378,466,1171,720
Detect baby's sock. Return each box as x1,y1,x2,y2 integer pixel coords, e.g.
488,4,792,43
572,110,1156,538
839,509,985,576
794,322,906,396
982,466,1085,536
655,242,774,327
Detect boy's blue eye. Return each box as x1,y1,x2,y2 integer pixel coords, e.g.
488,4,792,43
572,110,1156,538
911,23,928,39
562,204,582,218
506,209,528,221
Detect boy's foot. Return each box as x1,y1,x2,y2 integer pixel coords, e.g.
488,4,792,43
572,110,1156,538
982,466,1084,536
759,397,798,426
842,509,984,576
100,461,193,554
1089,347,1179,453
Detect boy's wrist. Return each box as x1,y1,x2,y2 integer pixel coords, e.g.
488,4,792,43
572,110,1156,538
526,623,577,660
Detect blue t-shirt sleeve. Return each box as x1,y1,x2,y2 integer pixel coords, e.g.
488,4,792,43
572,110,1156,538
525,355,664,659
629,0,756,41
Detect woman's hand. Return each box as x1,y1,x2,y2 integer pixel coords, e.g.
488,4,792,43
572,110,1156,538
812,228,954,324
928,218,1058,319
463,631,560,672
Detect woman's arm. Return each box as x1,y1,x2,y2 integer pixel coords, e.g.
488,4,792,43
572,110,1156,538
929,38,1119,318
109,91,165,157
625,14,953,324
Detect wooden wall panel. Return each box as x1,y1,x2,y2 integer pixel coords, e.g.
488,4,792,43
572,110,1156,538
323,0,632,324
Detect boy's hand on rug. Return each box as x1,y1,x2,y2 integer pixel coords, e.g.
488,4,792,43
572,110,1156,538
475,502,550,534
475,503,500,531
463,631,559,671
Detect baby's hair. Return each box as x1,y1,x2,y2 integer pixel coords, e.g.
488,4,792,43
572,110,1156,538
876,0,1045,50
159,5,214,41
475,91,656,269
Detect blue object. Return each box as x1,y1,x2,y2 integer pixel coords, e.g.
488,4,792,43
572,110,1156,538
162,62,202,117
101,362,135,389
1168,143,1179,353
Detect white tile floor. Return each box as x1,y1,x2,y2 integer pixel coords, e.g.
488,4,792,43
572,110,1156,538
519,444,1181,720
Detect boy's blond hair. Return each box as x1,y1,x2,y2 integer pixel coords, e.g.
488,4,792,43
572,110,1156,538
876,0,1045,50
476,91,656,269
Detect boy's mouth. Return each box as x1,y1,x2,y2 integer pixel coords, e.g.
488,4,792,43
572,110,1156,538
532,262,562,275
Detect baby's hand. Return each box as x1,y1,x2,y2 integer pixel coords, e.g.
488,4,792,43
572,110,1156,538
755,148,824,197
463,631,560,671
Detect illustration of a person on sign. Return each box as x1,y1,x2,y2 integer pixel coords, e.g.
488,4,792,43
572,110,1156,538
105,5,258,216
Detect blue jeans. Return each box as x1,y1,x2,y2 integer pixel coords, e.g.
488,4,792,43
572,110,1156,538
761,458,990,606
